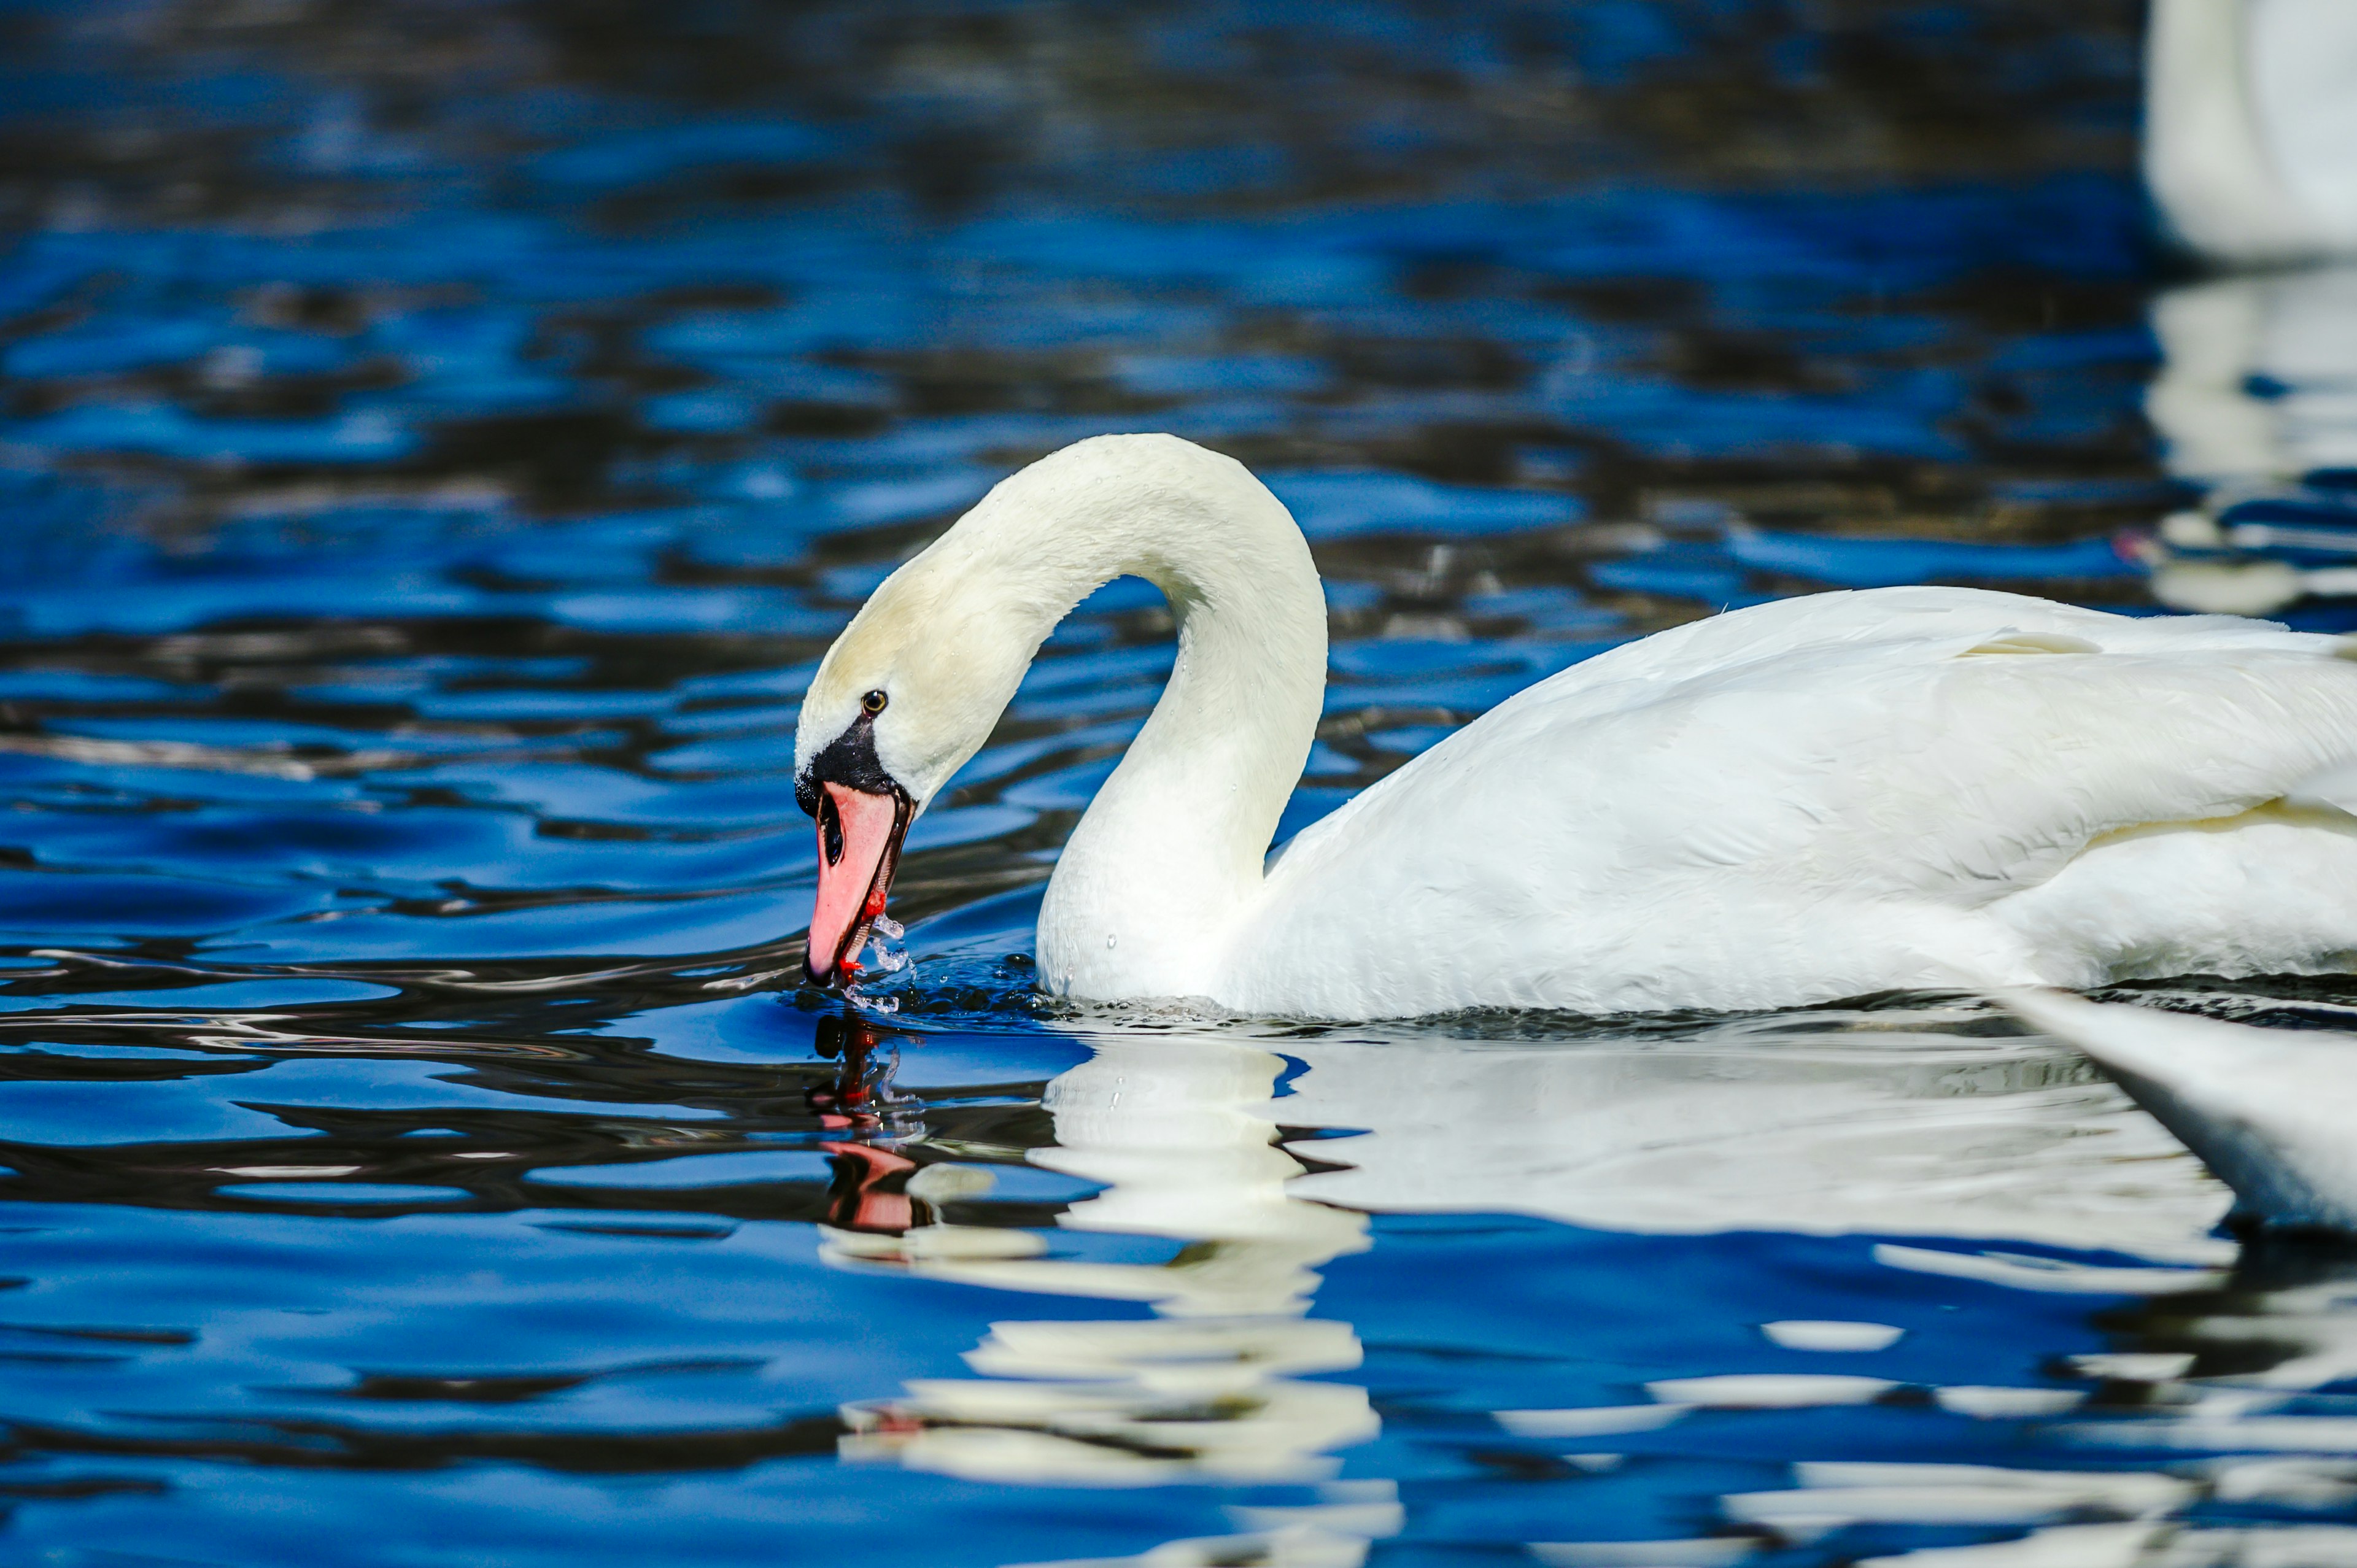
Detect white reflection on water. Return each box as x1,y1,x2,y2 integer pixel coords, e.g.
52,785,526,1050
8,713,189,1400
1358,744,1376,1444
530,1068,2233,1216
2148,265,2357,484
1816,1246,2357,1568
1279,1014,2231,1262
811,1005,2348,1565
829,1032,1385,1566
2140,261,2357,617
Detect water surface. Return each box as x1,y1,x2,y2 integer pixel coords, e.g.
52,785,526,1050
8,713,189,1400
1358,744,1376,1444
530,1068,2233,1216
6,2,2357,1564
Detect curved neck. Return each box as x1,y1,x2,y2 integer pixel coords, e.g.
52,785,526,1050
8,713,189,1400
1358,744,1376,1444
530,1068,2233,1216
942,437,1326,999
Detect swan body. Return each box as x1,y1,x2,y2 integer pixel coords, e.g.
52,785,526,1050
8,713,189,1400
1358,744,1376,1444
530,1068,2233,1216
795,434,2357,1020
2003,990,2357,1235
2147,0,2357,265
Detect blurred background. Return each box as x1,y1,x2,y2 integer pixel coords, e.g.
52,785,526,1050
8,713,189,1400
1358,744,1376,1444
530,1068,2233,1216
9,4,2357,1566
4,0,2173,627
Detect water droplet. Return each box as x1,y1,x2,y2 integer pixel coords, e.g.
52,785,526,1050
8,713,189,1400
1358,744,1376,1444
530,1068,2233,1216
861,914,908,975
843,916,908,1008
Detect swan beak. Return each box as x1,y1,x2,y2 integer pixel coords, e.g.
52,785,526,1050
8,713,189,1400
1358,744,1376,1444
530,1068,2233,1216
805,782,911,987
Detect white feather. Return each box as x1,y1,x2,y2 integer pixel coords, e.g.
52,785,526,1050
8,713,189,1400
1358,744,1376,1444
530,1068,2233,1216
1228,590,2357,1016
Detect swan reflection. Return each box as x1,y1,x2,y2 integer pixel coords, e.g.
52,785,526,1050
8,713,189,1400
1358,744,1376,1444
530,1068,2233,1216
811,995,2357,1565
2148,265,2357,487
1275,1018,2229,1260
826,1026,1376,1505
2142,263,2357,619
808,1003,2314,1564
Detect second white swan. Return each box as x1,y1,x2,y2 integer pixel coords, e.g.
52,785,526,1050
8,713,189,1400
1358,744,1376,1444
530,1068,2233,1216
793,434,2357,1019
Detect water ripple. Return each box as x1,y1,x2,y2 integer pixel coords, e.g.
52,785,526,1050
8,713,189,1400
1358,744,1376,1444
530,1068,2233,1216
6,1,2357,1564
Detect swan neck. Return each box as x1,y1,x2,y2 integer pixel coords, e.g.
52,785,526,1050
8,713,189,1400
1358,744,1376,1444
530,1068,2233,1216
1006,441,1326,1000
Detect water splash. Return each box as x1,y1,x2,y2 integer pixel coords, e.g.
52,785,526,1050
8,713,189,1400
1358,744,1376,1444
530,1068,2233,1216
862,913,909,977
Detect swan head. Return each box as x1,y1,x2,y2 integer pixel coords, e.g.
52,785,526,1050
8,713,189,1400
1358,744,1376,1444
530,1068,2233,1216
792,535,1044,986
791,431,1321,991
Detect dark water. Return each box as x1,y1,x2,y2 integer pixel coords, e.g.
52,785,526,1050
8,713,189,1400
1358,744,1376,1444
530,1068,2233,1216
7,2,2357,1564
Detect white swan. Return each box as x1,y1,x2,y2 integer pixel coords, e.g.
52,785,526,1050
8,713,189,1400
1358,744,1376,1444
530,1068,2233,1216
2146,0,2357,265
792,433,2357,1019
2002,989,2357,1234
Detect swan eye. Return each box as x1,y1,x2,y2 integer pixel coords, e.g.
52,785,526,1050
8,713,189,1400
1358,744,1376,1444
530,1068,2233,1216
861,690,888,716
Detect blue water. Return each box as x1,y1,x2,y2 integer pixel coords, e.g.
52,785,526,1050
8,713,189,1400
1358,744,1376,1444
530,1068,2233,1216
6,2,2357,1564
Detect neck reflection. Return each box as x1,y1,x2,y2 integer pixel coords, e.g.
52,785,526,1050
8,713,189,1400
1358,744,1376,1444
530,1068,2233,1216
818,1019,1375,1493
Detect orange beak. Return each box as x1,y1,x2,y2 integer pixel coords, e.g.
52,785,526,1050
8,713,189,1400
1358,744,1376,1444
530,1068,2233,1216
805,782,910,987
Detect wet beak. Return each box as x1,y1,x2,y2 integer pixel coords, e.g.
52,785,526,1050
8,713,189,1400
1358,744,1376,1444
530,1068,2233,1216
806,782,911,987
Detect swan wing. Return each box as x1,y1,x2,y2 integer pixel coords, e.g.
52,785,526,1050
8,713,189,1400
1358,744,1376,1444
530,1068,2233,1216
1236,589,2357,1015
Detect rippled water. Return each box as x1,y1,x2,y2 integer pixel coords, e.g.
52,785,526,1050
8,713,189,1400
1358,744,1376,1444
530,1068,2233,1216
9,2,2357,1564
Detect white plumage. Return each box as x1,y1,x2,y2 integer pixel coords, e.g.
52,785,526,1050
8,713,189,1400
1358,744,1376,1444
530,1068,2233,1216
1233,590,2357,1016
797,434,2357,1019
